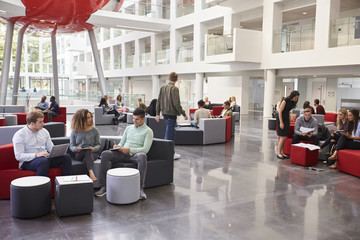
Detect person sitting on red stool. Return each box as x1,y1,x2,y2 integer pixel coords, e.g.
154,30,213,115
292,108,319,145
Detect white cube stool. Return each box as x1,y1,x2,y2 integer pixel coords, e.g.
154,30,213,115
11,176,51,218
106,168,140,204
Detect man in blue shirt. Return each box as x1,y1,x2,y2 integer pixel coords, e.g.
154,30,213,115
12,111,71,176
35,96,49,111
43,96,59,122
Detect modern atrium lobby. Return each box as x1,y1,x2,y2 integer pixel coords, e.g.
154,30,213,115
1,113,359,240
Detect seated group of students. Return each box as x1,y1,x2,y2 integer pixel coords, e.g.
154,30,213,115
286,106,359,169
12,107,152,200
34,95,60,122
276,91,360,169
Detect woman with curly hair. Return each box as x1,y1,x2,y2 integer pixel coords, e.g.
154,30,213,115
70,109,101,181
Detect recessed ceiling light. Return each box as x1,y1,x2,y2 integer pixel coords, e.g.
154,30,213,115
302,12,307,15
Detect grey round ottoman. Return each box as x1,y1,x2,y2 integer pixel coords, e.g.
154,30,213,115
5,115,17,126
107,168,140,204
11,176,51,219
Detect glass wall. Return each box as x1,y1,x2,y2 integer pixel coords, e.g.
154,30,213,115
329,16,360,48
206,34,233,56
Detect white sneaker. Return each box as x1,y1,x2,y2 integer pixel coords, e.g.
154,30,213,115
140,190,147,200
94,187,106,197
174,153,181,160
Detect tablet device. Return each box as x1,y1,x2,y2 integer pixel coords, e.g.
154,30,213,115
49,144,69,158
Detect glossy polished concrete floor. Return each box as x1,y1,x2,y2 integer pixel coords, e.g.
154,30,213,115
1,113,360,240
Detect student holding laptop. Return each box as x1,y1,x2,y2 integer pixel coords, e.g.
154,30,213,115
12,111,72,176
70,109,101,182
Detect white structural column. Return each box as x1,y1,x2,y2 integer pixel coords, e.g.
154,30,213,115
315,0,338,50
263,69,276,118
122,76,129,95
12,25,27,105
170,28,181,65
151,0,163,18
152,75,160,99
240,76,249,114
194,73,204,107
170,0,177,20
0,21,14,105
223,11,241,35
51,33,60,104
193,22,205,62
151,34,161,66
88,29,107,96
326,78,338,113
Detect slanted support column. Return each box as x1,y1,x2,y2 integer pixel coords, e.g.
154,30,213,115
51,33,60,104
0,21,14,105
263,69,276,118
88,29,107,96
12,25,27,105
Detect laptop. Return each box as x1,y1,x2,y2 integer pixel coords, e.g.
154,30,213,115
49,144,69,158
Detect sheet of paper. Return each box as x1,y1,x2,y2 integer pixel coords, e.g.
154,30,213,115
292,143,320,151
63,175,89,181
299,126,315,133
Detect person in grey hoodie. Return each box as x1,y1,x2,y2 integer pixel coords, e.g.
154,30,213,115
292,108,319,145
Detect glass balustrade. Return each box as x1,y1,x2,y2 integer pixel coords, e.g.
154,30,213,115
156,49,170,65
176,45,193,63
101,0,170,19
329,16,360,48
273,24,315,53
177,1,194,17
206,34,233,56
126,55,134,68
140,52,151,67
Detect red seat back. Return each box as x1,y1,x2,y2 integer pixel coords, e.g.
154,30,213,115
0,143,17,170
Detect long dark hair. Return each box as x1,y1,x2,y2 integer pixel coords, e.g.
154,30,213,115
285,90,300,109
347,109,359,135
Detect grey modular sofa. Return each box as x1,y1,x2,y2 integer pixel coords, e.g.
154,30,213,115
94,107,114,125
51,137,174,189
0,105,25,114
0,122,66,145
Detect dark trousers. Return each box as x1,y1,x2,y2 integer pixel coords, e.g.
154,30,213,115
21,154,72,176
100,150,147,190
320,132,341,149
75,150,98,171
335,135,360,151
292,134,319,145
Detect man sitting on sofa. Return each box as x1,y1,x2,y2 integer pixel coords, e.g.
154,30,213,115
43,96,59,122
191,100,211,128
217,101,233,118
34,95,49,111
12,111,72,176
292,108,319,145
95,108,153,200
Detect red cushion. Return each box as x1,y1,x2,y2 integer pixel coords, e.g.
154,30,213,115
223,116,232,142
324,112,337,123
189,109,198,114
0,169,36,199
288,122,295,138
13,113,28,125
290,145,318,166
338,150,360,178
0,143,17,170
44,107,67,124
0,118,5,126
212,106,224,116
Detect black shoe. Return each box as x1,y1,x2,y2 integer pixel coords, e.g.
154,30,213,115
283,154,290,159
277,155,285,159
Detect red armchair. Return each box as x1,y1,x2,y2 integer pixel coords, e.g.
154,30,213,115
324,112,337,123
212,106,224,116
223,116,232,142
0,143,62,199
338,150,360,178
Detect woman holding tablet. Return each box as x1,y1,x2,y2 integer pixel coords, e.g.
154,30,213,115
70,109,101,181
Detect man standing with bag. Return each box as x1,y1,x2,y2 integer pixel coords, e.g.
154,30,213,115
156,72,188,160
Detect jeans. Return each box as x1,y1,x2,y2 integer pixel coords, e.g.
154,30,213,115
164,118,177,141
100,150,147,190
335,135,360,151
21,154,72,176
190,122,199,129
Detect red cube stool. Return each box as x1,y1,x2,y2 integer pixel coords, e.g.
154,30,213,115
290,144,319,166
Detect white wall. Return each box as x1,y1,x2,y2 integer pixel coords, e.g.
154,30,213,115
207,76,241,104
131,80,152,104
